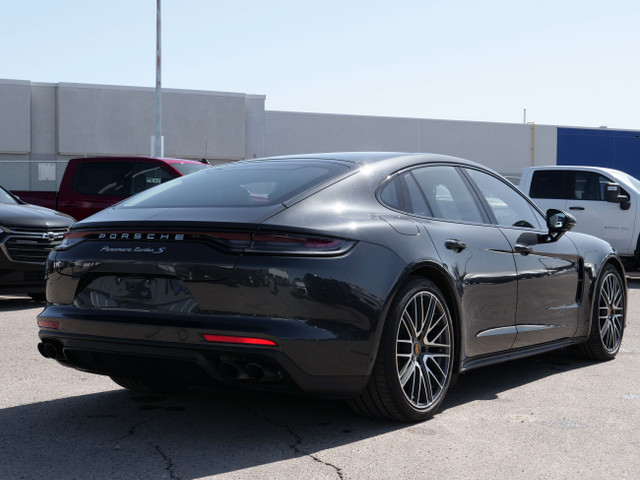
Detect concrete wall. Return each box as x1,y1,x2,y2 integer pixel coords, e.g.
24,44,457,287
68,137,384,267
0,80,265,190
0,78,559,191
0,80,30,154
265,111,557,176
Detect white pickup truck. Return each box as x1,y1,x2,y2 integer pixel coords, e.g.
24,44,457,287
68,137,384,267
519,165,640,263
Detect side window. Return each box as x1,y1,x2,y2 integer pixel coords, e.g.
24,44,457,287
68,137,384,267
132,164,175,194
407,166,484,223
465,168,544,229
529,170,568,199
72,162,132,196
572,172,611,201
379,176,403,210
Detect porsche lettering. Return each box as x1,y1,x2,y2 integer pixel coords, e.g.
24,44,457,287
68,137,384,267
97,233,184,241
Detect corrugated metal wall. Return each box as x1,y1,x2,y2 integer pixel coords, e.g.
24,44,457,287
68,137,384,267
558,127,640,178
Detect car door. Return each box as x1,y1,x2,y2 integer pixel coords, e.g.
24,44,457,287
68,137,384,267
463,167,580,348
528,169,636,255
565,170,635,255
397,165,519,358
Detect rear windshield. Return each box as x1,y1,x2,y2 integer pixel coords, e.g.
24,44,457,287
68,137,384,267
121,161,351,208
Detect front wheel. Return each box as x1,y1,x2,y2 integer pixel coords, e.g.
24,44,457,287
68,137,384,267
574,264,626,360
349,277,455,422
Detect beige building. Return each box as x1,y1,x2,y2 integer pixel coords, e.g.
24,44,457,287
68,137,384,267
0,78,555,191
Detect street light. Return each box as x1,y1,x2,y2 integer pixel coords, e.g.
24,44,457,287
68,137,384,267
152,0,164,157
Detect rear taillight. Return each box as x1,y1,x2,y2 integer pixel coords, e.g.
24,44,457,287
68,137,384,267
248,233,354,255
37,320,60,329
203,334,277,346
57,231,87,249
57,229,354,256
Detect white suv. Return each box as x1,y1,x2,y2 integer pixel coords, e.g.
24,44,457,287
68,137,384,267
519,165,640,262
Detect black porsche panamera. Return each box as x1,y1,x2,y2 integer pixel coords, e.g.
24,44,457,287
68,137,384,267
37,152,627,421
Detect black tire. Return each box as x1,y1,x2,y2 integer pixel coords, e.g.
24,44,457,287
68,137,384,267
349,277,455,422
29,292,46,303
110,376,188,394
573,264,625,361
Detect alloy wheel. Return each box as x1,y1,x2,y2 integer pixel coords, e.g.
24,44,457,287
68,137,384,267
598,271,624,353
395,290,452,410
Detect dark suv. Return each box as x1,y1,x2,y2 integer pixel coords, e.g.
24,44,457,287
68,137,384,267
0,185,74,300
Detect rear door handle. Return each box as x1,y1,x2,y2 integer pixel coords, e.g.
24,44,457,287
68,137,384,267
514,243,533,255
568,206,585,211
445,239,466,253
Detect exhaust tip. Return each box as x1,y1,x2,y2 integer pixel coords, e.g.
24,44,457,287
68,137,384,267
245,363,265,380
38,341,63,359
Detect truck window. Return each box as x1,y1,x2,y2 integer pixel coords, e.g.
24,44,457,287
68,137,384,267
529,170,569,199
573,172,610,201
132,164,175,194
72,162,132,196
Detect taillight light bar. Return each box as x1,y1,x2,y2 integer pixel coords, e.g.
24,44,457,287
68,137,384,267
203,334,277,346
58,229,354,256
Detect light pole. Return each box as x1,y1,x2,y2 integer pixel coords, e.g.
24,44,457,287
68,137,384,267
153,0,164,157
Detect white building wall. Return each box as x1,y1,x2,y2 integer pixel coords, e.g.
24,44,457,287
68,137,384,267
0,78,558,190
265,111,557,176
0,80,30,154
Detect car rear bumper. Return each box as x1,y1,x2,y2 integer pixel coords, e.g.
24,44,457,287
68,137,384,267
37,305,375,397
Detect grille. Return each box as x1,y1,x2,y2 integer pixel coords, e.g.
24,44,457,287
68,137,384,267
1,228,66,263
5,226,68,235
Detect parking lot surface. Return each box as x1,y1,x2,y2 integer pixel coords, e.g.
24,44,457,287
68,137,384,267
1,284,639,480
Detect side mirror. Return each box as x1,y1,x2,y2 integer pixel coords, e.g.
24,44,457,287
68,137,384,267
604,182,631,209
545,209,576,241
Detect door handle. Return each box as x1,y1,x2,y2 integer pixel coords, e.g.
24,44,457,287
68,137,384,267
514,243,533,255
568,206,585,211
445,239,466,253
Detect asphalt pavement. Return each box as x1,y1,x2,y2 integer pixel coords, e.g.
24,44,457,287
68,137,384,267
1,284,639,480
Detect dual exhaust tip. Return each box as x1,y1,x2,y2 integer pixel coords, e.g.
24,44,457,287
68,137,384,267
37,341,64,360
37,342,284,385
219,359,282,383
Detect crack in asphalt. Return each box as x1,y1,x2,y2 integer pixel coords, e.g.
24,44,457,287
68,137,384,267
156,444,180,480
117,419,153,442
248,409,345,479
114,419,181,479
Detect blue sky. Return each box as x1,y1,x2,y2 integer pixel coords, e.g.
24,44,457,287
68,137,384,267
2,0,639,130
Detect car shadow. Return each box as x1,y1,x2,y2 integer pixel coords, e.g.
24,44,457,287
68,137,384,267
442,349,593,408
0,295,45,312
1,348,601,479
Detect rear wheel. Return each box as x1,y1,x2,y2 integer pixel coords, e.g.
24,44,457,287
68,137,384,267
110,376,188,394
574,264,625,360
349,277,454,422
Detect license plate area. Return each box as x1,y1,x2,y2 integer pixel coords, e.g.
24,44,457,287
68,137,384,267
74,275,200,313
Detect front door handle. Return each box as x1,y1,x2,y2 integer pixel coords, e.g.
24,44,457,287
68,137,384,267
514,243,533,255
445,238,466,253
568,206,585,211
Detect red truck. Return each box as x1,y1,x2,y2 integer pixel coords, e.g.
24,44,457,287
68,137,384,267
13,156,209,221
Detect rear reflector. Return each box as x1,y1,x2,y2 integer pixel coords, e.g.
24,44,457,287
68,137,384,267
37,320,60,329
203,334,277,346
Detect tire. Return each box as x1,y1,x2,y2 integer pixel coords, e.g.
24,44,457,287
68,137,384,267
349,277,454,422
574,264,625,360
29,293,47,303
110,376,188,394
